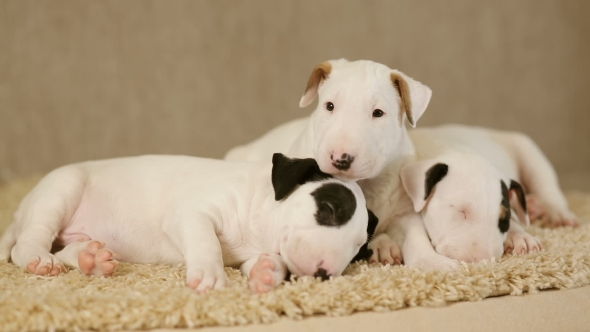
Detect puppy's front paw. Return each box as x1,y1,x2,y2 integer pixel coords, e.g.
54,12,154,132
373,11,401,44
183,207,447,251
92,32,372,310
504,231,543,255
368,233,402,265
248,253,285,294
187,262,228,293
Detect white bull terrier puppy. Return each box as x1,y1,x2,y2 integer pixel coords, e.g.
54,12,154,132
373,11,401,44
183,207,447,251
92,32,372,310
224,59,460,270
225,58,432,181
396,125,578,263
0,153,374,293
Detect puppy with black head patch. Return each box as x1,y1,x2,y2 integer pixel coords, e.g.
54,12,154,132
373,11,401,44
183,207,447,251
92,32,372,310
396,124,578,264
0,153,374,293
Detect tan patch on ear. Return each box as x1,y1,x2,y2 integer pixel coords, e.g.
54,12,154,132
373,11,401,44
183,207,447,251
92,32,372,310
390,73,413,126
304,62,332,94
499,204,509,221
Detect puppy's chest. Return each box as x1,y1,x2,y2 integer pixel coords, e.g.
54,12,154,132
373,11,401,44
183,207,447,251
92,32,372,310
361,181,414,233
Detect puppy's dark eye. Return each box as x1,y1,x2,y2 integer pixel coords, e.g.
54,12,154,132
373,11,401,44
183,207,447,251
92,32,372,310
372,109,384,118
326,102,334,111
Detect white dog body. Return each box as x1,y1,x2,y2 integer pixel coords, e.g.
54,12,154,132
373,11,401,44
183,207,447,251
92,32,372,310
226,59,432,181
402,125,578,258
407,124,577,226
0,154,370,293
225,59,458,270
223,59,576,271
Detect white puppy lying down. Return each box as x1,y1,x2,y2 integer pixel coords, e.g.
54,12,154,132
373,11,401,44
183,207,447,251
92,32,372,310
388,124,578,264
0,153,373,293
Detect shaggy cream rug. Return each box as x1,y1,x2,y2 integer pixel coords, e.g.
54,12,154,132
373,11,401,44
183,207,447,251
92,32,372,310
1,177,590,331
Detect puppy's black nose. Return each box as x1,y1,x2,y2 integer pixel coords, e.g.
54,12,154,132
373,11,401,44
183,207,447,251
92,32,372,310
313,268,330,281
332,153,354,171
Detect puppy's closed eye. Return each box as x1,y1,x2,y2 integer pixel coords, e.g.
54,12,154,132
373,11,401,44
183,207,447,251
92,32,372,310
458,209,467,220
450,205,468,220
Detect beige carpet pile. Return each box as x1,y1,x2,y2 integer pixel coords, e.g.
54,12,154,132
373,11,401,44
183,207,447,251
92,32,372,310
1,177,590,331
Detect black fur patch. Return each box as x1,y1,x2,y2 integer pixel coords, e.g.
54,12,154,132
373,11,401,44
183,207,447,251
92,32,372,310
509,180,527,213
424,163,449,200
351,209,380,263
311,183,357,227
271,153,332,201
499,180,511,233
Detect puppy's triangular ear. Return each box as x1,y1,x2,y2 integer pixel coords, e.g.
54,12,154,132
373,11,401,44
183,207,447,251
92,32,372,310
390,70,432,128
271,153,331,201
508,180,530,226
299,61,334,108
400,160,448,212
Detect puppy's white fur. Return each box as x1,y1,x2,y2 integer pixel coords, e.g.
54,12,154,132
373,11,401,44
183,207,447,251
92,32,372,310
225,59,432,181
399,125,577,262
0,155,369,292
225,59,455,270
223,59,577,270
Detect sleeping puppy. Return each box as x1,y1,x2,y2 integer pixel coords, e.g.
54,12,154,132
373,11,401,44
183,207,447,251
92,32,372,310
394,124,578,264
0,153,372,293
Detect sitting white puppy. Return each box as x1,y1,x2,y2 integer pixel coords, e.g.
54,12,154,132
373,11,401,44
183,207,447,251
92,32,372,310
0,153,372,293
393,125,578,263
225,58,431,181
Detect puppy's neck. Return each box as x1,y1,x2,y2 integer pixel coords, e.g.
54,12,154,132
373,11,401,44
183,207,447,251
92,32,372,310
359,128,417,230
243,167,284,254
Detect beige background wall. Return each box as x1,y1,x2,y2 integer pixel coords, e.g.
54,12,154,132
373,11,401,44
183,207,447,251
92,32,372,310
1,0,589,186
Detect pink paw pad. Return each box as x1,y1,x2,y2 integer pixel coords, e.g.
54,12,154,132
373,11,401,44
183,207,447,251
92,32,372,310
78,241,118,277
249,255,280,293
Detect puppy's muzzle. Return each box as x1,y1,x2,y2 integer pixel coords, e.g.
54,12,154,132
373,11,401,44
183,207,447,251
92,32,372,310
313,268,330,281
331,153,354,171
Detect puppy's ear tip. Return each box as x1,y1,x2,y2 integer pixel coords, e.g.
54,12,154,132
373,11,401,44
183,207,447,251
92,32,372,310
272,153,285,164
299,96,309,108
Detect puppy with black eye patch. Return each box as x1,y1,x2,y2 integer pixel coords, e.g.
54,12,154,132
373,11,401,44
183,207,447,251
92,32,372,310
394,124,578,265
0,152,375,294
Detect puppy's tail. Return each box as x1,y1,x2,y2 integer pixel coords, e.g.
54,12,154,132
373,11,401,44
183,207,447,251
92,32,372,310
0,223,16,262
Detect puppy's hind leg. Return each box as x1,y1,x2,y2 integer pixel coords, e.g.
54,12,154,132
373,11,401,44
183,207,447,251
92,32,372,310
54,240,118,277
10,166,87,275
497,132,578,227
